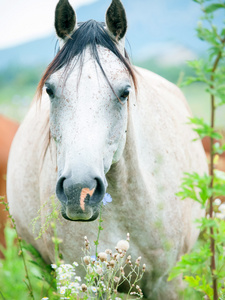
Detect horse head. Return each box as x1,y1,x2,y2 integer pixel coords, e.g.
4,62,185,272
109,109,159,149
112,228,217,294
39,0,136,222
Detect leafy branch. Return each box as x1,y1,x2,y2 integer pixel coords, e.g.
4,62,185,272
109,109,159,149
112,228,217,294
170,1,225,299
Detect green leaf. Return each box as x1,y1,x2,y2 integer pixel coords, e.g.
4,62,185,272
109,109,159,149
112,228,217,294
177,172,212,206
205,4,225,13
188,117,222,140
213,142,225,155
184,275,201,288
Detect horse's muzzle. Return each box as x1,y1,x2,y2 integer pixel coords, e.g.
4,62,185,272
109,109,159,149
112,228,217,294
56,176,105,221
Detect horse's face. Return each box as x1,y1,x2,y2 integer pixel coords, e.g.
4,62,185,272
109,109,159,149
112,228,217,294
48,48,131,221
44,0,132,221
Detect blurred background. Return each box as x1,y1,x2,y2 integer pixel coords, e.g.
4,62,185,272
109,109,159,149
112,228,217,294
0,0,224,127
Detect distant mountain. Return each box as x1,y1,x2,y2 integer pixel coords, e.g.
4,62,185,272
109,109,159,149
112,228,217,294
1,0,222,70
0,36,57,69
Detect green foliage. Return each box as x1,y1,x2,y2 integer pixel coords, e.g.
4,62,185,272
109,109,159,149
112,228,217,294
0,197,146,300
188,117,222,140
94,204,104,257
45,205,145,300
169,217,225,299
177,172,212,206
0,64,44,121
204,3,225,14
31,195,62,240
0,223,57,299
169,1,225,299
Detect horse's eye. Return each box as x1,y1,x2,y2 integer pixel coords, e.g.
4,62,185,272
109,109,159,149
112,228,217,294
46,87,54,98
120,89,130,100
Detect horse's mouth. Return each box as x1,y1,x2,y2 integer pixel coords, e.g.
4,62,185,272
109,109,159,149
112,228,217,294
61,204,100,222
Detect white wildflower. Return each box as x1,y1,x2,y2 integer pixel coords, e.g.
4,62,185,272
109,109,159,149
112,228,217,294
114,276,120,283
91,286,98,293
219,203,225,213
60,287,66,294
51,264,57,269
64,264,74,270
87,266,93,273
116,240,129,251
81,284,87,292
96,266,103,275
83,256,91,265
216,213,225,220
75,276,81,282
69,282,80,288
142,263,146,272
59,273,68,280
215,198,221,206
98,252,108,262
109,260,116,268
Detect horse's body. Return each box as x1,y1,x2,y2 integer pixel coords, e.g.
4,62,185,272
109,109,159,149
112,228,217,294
7,1,208,299
0,115,19,256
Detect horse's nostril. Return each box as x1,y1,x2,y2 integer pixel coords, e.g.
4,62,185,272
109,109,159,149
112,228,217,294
91,177,105,204
56,175,106,207
56,176,67,203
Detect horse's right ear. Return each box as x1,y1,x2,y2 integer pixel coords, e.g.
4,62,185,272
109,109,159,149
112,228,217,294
55,0,77,44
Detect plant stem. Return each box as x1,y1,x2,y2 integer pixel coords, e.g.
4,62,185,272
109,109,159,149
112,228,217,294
1,201,35,300
0,291,6,300
209,37,225,300
17,236,35,300
95,204,103,258
209,95,218,300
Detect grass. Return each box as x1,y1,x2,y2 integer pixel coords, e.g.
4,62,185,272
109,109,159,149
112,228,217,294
0,221,204,300
0,223,56,300
0,63,224,299
0,65,44,121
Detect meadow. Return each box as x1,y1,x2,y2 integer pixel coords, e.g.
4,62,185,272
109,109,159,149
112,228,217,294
0,56,224,300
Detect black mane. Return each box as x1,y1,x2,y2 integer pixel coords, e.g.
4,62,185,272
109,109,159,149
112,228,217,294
37,20,136,97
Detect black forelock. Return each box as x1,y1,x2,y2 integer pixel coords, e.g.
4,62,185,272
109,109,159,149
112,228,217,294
37,19,136,98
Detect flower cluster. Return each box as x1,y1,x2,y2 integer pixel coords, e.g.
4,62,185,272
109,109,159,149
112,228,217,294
82,233,145,299
50,262,82,299
43,234,146,300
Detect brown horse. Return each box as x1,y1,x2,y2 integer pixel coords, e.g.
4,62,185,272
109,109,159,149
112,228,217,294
0,115,19,257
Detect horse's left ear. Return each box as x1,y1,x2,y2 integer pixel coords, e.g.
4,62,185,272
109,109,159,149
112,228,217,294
55,0,77,42
106,0,127,41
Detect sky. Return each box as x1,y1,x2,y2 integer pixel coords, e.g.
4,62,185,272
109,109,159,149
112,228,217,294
0,0,97,49
0,0,223,66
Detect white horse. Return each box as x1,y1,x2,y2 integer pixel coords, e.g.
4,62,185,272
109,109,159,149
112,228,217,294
7,0,208,298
